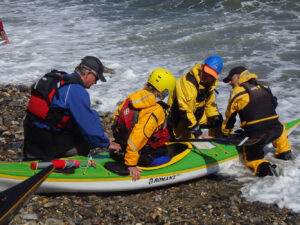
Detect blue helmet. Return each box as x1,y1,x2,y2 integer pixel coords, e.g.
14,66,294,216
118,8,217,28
204,56,223,75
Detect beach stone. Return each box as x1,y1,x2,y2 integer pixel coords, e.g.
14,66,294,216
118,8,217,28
45,218,64,225
73,215,83,225
21,213,39,220
44,201,58,208
81,219,92,225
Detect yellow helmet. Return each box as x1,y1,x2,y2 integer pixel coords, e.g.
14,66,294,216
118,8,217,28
147,68,176,93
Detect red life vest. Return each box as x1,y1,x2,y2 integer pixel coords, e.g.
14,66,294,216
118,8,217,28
112,98,169,150
148,117,169,149
27,70,81,128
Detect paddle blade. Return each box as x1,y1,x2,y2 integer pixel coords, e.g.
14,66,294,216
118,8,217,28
103,66,115,74
225,137,261,146
0,165,55,224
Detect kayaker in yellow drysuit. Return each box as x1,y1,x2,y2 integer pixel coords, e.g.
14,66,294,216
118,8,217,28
111,69,176,180
222,66,292,177
167,56,223,139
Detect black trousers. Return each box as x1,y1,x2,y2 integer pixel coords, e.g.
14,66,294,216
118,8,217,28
23,116,91,161
243,122,283,162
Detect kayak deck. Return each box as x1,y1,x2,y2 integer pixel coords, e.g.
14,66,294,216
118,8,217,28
0,142,240,181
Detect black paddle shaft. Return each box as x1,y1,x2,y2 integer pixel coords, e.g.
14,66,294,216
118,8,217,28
169,137,260,146
0,165,55,224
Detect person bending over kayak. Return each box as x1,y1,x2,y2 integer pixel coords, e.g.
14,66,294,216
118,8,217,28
111,69,176,180
167,56,224,139
0,19,10,44
222,66,292,177
23,56,121,161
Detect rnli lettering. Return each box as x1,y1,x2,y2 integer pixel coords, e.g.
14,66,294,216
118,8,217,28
148,175,177,185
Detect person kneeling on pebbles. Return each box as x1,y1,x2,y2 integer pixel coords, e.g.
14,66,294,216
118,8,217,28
111,69,176,180
221,66,292,177
23,56,121,161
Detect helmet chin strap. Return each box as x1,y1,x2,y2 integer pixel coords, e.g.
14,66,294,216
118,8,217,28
155,92,164,101
162,90,169,98
156,89,169,101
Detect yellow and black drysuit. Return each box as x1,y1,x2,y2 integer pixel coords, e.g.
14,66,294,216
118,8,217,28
112,89,169,167
222,70,291,175
167,64,222,138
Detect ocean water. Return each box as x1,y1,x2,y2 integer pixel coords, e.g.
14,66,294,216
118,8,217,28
1,0,300,213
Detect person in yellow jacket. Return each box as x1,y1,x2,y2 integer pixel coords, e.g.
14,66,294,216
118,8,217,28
111,68,176,180
168,56,223,139
222,66,292,177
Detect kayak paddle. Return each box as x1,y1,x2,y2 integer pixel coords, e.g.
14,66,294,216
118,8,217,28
169,136,260,146
0,165,55,224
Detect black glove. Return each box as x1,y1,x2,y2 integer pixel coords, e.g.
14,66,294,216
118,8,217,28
229,129,245,138
190,124,203,137
167,118,175,139
207,114,223,128
234,129,245,136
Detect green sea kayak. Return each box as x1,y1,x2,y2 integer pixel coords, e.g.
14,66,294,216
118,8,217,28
0,118,299,193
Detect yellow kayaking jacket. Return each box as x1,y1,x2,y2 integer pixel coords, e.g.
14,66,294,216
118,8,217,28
168,64,220,131
112,89,166,166
222,70,279,136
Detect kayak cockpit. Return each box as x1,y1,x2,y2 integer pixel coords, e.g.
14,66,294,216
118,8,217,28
104,142,192,176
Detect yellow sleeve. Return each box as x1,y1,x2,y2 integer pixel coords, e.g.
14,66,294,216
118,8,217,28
222,90,249,136
175,78,199,129
124,106,165,166
204,92,220,118
166,89,175,115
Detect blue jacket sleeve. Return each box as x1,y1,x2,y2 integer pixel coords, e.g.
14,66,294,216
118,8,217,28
58,84,110,148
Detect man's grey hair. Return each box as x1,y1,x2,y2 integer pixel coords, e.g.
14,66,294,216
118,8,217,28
76,63,93,76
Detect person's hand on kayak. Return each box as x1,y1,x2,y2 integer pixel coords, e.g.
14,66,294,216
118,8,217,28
197,134,212,139
128,166,143,181
109,139,121,152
